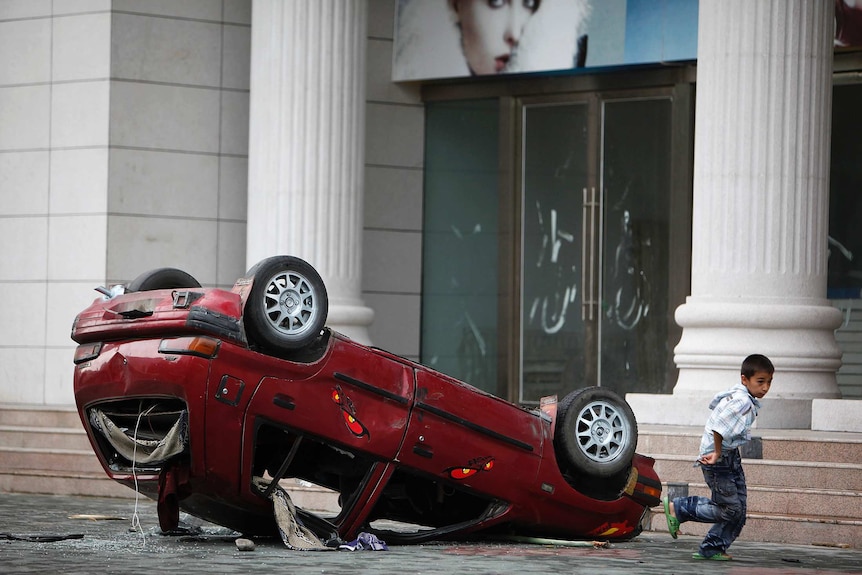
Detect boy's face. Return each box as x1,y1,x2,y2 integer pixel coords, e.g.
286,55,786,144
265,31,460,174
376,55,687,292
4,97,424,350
742,370,773,398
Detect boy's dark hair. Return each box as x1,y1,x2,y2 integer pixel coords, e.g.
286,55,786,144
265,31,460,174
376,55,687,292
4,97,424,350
741,354,774,377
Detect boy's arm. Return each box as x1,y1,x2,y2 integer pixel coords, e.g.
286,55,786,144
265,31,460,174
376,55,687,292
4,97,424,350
698,431,724,465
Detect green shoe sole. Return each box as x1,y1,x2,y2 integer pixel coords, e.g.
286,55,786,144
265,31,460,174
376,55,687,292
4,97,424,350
693,552,732,561
662,497,679,539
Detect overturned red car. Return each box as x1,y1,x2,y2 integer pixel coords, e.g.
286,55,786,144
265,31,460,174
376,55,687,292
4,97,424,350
71,255,661,544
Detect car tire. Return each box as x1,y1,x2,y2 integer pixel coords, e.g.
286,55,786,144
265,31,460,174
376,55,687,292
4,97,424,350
126,268,201,292
553,387,638,479
243,255,329,352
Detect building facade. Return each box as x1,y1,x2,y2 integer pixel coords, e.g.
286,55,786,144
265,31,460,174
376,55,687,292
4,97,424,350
0,0,860,432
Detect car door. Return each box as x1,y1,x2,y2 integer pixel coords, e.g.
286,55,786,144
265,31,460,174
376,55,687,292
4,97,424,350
398,368,544,500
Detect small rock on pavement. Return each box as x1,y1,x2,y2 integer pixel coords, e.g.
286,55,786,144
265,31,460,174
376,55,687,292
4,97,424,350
235,538,255,552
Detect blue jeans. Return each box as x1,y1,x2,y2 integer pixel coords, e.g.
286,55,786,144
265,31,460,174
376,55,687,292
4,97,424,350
672,448,747,557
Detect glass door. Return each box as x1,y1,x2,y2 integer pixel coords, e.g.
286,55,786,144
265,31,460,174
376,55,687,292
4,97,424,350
521,101,593,403
599,98,672,397
520,95,673,403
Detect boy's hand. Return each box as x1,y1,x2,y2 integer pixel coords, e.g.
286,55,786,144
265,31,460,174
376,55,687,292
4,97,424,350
698,452,719,465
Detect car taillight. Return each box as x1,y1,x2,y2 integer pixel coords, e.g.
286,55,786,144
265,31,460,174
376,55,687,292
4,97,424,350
158,336,220,358
74,342,103,364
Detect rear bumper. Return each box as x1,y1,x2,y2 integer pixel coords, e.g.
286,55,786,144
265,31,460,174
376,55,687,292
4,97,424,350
71,289,245,345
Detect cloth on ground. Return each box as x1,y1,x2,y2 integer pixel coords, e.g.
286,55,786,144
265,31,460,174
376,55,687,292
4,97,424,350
270,484,329,551
338,532,389,551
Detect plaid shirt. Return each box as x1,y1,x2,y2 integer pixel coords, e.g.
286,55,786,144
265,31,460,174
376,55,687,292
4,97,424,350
699,383,761,456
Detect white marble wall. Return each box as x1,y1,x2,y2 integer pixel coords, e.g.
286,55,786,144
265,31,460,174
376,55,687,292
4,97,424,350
0,0,855,422
0,0,425,407
1,1,107,404
362,0,424,360
0,0,250,404
105,3,250,287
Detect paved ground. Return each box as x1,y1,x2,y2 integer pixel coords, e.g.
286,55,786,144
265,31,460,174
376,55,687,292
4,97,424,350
1,492,861,574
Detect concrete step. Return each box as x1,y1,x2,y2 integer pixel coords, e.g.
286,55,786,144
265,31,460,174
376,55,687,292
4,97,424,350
676,483,862,521
647,509,862,548
0,446,104,474
638,425,862,464
0,405,344,508
640,425,862,547
0,425,92,451
0,404,82,428
0,405,124,498
2,409,860,547
0,468,133,498
653,455,862,492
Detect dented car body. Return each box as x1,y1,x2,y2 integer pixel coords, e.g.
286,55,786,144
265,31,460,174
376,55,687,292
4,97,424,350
71,256,661,544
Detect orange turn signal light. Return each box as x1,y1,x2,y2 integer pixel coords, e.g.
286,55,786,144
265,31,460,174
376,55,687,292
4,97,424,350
158,336,220,359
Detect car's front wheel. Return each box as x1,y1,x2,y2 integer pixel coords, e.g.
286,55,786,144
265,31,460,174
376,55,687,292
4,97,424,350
243,255,329,353
553,387,638,480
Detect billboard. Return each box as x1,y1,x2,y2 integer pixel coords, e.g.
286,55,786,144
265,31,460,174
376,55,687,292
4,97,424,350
392,0,699,81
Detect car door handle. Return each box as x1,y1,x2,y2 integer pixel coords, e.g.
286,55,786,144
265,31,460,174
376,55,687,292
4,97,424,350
273,394,295,410
412,444,433,458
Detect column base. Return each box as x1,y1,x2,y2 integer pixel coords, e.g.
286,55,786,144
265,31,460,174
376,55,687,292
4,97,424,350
327,303,375,346
812,399,862,432
627,393,814,429
673,300,843,398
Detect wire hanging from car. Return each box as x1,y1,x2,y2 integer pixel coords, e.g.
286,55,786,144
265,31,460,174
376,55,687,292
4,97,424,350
130,403,155,545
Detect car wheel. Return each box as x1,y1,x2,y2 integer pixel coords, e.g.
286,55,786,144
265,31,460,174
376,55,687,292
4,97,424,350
554,387,637,479
244,255,328,352
126,268,201,292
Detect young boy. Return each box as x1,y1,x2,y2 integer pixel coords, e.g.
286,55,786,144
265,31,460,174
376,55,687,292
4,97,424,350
662,354,774,560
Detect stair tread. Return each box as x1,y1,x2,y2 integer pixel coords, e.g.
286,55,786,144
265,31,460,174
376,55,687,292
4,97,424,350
0,425,85,434
0,468,107,478
0,445,95,455
680,482,862,497
648,452,862,469
746,512,862,526
640,424,862,444
0,403,78,411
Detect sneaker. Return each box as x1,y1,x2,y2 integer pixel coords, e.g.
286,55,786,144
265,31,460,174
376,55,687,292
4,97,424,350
662,497,679,539
692,552,732,561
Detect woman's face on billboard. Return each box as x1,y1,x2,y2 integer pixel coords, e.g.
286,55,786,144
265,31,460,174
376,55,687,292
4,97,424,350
451,0,541,74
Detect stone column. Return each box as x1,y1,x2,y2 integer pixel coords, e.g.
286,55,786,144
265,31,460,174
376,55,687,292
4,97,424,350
246,0,374,343
628,0,842,428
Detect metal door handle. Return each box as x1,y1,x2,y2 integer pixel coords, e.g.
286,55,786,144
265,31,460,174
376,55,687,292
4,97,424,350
581,187,598,321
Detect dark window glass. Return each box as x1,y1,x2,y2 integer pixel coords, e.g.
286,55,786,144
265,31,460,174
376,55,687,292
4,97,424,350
421,100,500,393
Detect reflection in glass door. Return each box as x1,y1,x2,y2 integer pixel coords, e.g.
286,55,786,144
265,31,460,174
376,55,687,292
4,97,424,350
521,103,591,403
600,99,672,397
520,97,672,403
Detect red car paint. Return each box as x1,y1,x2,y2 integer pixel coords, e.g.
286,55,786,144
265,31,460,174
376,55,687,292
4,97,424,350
72,281,661,544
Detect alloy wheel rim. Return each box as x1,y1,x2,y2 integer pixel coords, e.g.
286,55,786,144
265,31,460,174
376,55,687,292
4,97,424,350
262,270,318,337
574,400,629,463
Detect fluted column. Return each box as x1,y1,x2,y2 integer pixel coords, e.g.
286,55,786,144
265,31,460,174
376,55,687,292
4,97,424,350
628,0,841,427
673,0,841,400
246,0,373,343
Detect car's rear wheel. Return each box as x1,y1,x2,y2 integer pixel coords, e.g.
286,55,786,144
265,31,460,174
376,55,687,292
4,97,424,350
243,255,328,353
554,387,637,480
127,268,201,292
